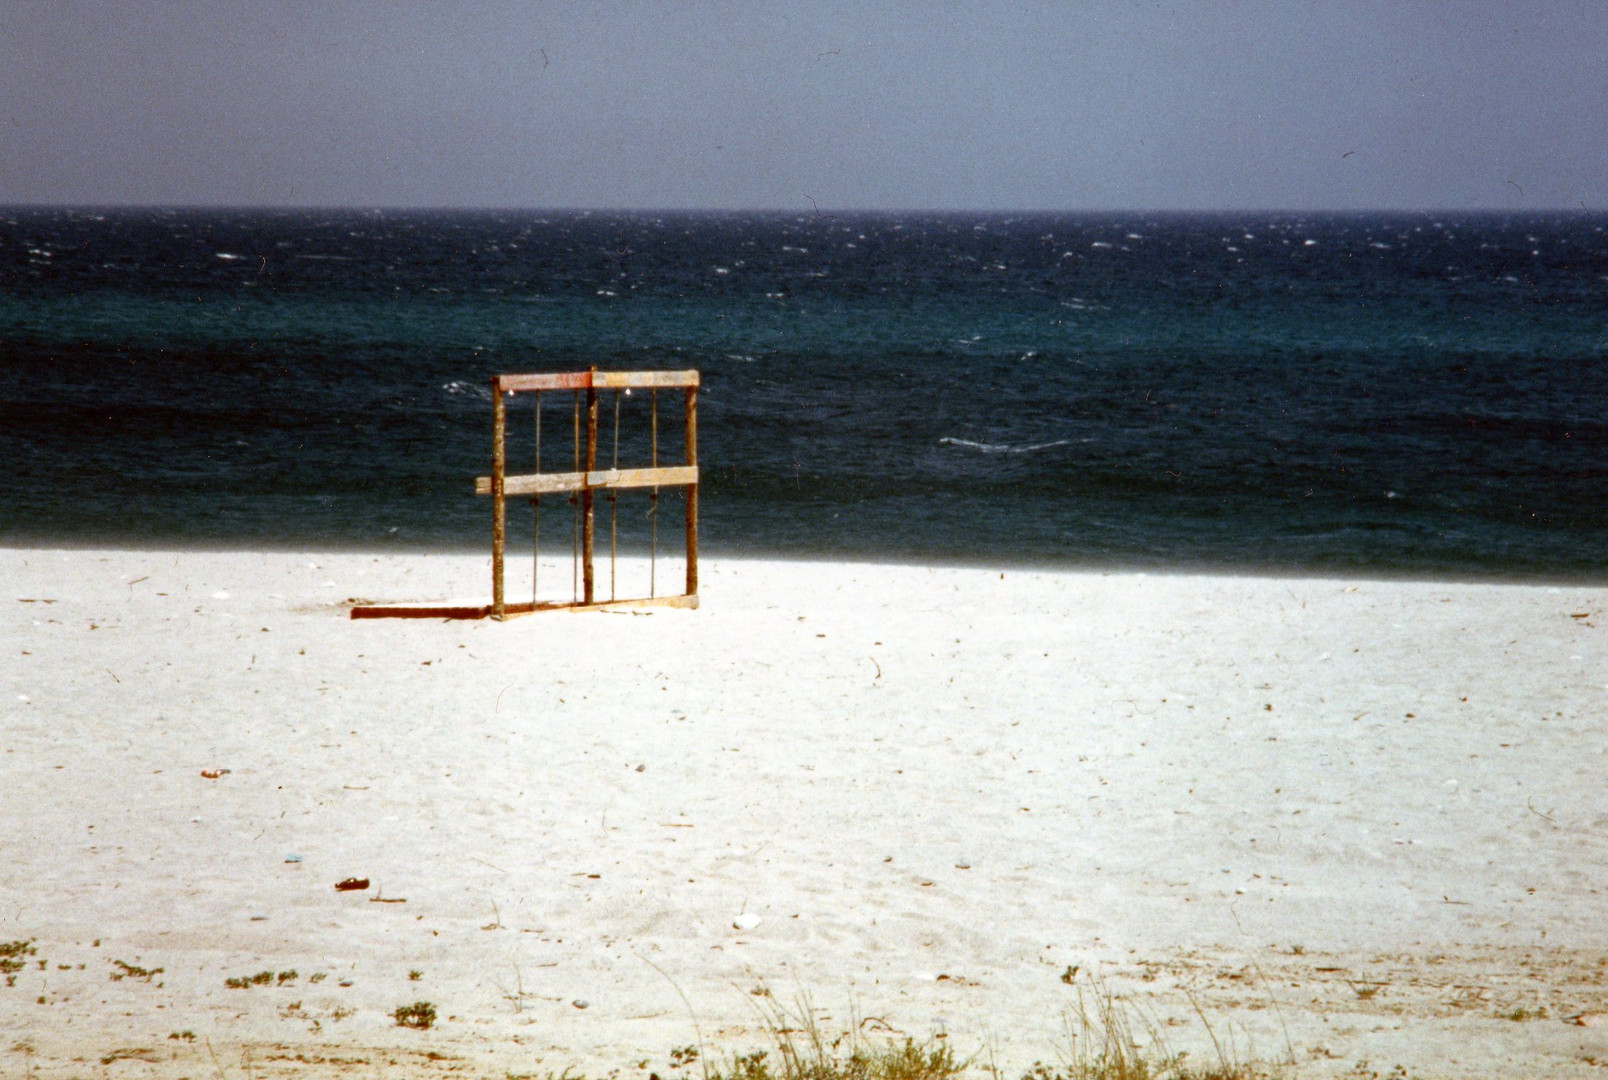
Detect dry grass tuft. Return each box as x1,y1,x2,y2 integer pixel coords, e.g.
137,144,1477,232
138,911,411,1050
698,982,1270,1080
1022,981,1273,1080
704,993,962,1080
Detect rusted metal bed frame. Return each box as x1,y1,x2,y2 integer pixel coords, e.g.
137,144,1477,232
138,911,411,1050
350,369,698,620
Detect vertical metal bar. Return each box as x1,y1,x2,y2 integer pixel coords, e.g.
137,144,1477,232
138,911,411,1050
571,390,580,603
540,390,546,607
582,371,598,605
650,387,658,598
684,383,698,598
491,377,507,620
609,388,621,601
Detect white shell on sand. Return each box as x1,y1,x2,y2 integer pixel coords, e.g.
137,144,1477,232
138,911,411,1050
731,912,761,931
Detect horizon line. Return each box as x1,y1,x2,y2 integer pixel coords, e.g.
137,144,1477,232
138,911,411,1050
3,201,1605,217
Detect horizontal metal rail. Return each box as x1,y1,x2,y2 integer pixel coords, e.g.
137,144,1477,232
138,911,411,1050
475,464,697,497
494,369,699,393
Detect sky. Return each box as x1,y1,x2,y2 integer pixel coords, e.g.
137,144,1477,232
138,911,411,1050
1,1,1604,212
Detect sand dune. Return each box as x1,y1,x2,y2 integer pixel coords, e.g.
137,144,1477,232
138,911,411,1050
4,547,1607,1077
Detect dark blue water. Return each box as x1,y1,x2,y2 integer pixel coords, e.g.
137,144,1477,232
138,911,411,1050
3,207,1607,578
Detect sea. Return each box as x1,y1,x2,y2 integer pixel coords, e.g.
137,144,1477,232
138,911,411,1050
2,207,1606,580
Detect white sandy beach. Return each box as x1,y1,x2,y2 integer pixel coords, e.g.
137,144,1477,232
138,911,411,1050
4,547,1608,1078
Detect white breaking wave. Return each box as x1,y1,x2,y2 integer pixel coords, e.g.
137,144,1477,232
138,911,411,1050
939,437,1072,454
442,380,492,400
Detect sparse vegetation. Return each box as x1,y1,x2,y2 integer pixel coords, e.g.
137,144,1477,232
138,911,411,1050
226,969,297,989
1019,982,1271,1080
699,991,962,1080
711,1040,960,1080
709,1032,958,1080
694,981,1270,1080
109,959,163,982
1,940,36,986
394,1000,437,1029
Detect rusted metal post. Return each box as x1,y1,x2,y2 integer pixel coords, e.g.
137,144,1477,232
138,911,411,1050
490,376,507,619
684,382,698,597
650,388,658,598
582,372,599,605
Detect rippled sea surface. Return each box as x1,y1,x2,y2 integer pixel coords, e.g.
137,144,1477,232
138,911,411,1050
3,208,1606,578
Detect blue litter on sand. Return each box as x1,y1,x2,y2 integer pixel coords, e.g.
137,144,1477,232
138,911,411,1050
284,855,302,863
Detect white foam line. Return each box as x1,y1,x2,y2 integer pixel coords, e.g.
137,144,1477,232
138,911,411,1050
939,437,1072,454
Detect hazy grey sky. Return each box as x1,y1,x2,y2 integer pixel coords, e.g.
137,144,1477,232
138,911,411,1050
2,1,1603,211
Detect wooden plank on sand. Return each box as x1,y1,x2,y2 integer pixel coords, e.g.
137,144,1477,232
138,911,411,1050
349,593,698,620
